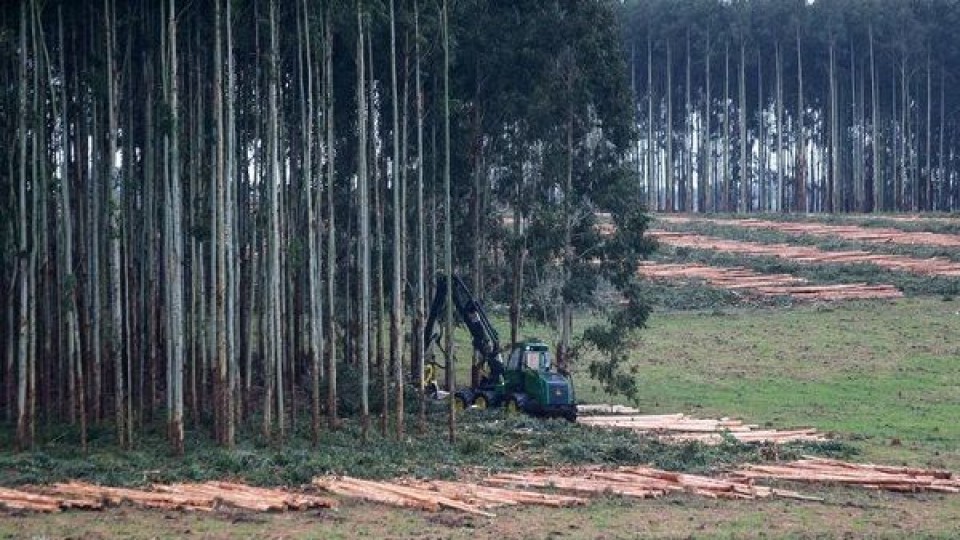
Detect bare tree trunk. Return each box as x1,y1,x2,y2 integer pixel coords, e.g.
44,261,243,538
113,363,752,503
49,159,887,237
702,30,711,213
442,0,455,444
925,54,931,210
939,68,945,210
324,4,338,430
738,39,747,213
869,24,880,212
166,0,185,455
757,52,765,211
646,31,655,211
413,0,426,433
54,6,85,450
796,27,806,212
298,0,322,447
684,30,692,212
665,43,673,212
213,0,229,446
265,0,283,440
775,41,783,212
16,0,32,451
723,41,730,212
225,0,238,444
103,0,129,449
829,38,839,212
357,1,371,440
389,0,405,439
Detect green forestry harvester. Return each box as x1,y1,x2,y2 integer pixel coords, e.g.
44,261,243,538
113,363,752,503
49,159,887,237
421,274,577,421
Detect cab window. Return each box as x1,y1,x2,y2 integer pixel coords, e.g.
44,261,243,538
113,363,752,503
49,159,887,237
524,352,540,370
507,348,523,371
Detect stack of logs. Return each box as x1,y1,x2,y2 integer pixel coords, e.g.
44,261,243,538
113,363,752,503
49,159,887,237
636,261,903,301
312,476,587,516
484,466,819,501
0,481,337,513
690,217,960,249
649,230,960,278
578,412,829,445
733,457,960,493
4,458,960,515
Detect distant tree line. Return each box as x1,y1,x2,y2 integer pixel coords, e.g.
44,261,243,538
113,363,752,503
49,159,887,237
621,0,960,213
0,0,648,453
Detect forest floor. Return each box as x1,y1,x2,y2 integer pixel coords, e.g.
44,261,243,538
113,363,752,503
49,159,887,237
6,296,960,538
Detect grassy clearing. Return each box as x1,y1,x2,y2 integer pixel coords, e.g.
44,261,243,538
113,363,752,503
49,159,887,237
611,297,960,470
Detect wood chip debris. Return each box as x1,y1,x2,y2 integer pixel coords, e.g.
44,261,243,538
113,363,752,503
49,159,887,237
484,466,819,501
35,481,336,513
578,413,829,445
650,229,960,277
733,457,960,493
312,475,586,517
637,261,903,301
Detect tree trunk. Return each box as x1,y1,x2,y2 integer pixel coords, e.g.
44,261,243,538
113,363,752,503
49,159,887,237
723,41,730,212
58,5,86,450
442,0,455,444
646,31,655,210
16,0,32,451
413,0,426,433
357,2,371,440
166,0,185,455
775,41,784,212
738,39,747,212
665,43,673,212
389,0,405,439
325,4,338,430
796,27,806,212
869,24,880,212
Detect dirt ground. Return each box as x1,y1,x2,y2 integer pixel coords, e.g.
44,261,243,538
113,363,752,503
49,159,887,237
6,488,960,539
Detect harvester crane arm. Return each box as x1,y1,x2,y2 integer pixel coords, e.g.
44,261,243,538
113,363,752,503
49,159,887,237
422,274,504,386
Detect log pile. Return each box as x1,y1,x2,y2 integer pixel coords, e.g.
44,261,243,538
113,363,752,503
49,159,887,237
484,466,818,501
40,481,336,512
577,404,641,415
733,457,960,493
312,475,586,516
657,215,960,249
0,486,103,512
637,261,903,301
649,229,960,277
578,413,828,445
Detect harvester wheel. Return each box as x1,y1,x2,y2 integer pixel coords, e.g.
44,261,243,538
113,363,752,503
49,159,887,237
453,395,468,412
504,397,520,415
472,394,488,410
